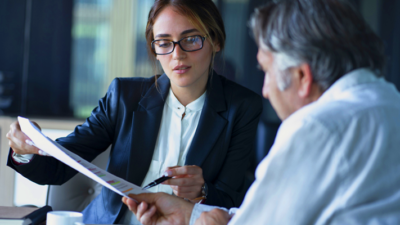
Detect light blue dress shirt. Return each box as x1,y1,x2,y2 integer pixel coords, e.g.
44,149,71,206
191,68,400,225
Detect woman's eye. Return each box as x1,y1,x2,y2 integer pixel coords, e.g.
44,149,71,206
158,41,172,48
185,37,198,44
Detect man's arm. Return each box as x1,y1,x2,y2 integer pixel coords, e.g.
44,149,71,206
123,193,236,225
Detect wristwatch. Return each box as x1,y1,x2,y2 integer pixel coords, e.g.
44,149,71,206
199,182,208,204
201,182,208,198
190,182,208,204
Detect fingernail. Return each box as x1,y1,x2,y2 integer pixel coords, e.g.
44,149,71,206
164,171,172,177
38,150,48,156
25,140,34,146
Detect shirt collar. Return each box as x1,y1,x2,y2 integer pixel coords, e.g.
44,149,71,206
166,88,207,113
318,68,381,103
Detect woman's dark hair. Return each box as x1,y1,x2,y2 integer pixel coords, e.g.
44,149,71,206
251,0,386,91
146,0,226,74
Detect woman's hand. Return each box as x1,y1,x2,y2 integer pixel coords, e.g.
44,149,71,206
6,121,43,155
163,165,205,201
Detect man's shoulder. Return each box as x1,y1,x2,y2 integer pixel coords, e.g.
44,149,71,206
286,86,400,135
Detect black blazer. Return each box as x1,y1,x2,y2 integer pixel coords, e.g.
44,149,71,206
8,73,262,224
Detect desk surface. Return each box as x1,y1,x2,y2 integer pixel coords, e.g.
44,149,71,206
0,207,128,225
0,206,37,218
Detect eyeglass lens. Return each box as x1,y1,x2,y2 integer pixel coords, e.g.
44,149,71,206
153,36,203,54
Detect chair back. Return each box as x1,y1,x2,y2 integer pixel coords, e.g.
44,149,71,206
46,146,111,211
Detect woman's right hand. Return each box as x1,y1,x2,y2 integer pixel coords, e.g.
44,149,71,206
6,121,42,155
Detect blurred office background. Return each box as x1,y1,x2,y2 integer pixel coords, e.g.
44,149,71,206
0,0,399,207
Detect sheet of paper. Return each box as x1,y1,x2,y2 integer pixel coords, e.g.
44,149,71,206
18,116,147,199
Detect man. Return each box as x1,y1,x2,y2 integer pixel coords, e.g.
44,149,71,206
124,0,400,224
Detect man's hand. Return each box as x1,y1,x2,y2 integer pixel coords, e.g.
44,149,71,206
162,165,204,200
123,192,194,225
194,209,232,225
6,121,42,155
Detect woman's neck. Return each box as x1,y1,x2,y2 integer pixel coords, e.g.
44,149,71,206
171,83,207,107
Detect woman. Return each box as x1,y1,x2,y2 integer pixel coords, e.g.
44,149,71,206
7,0,262,224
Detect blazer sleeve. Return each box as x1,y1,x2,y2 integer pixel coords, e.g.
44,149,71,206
205,93,263,208
7,79,121,185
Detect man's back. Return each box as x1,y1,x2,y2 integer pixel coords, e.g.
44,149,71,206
230,69,400,225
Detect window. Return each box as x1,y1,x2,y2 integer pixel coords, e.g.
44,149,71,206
70,0,155,118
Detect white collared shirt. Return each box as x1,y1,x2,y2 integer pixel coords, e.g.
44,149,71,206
190,68,400,225
121,88,206,224
142,88,206,194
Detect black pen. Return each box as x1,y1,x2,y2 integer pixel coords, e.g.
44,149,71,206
142,176,172,190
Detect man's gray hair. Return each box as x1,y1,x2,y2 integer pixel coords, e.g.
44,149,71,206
251,0,386,91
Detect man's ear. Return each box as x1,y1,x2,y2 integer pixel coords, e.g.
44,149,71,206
296,63,313,98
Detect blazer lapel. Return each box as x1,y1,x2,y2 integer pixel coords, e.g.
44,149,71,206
127,74,170,185
185,73,227,166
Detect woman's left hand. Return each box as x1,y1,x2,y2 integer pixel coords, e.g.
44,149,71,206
162,165,204,201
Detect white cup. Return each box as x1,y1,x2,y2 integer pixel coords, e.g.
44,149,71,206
46,211,83,225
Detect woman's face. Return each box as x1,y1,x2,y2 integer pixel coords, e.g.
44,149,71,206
153,6,219,92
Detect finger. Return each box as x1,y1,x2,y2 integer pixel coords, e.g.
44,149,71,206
6,130,11,139
196,212,213,225
209,209,231,222
164,165,202,177
9,137,40,155
122,197,138,214
136,201,149,221
8,127,28,146
9,121,21,132
163,165,179,177
127,193,159,204
170,185,200,194
31,121,42,131
38,149,51,156
169,185,202,199
139,204,157,225
165,165,180,170
8,122,40,154
22,139,41,154
164,177,203,186
9,122,26,141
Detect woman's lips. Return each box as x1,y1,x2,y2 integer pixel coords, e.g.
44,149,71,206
173,65,191,74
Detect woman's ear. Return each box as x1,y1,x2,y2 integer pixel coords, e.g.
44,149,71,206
214,43,221,53
211,38,221,53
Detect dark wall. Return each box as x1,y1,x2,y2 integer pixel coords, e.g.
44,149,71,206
0,0,73,118
0,1,27,115
380,0,400,90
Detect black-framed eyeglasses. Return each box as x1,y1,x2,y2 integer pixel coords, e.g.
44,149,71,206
151,35,207,55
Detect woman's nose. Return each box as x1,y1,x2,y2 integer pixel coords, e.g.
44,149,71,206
172,43,186,60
